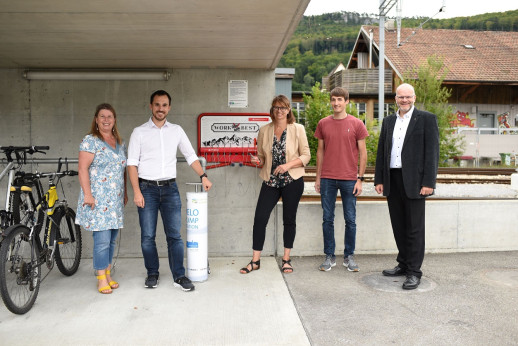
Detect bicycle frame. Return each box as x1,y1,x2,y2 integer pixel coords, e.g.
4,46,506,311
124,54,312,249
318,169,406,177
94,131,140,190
1,161,16,211
29,172,74,267
44,183,59,254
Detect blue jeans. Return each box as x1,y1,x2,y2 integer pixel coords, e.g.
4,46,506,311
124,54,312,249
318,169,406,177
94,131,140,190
92,229,119,270
138,181,185,280
320,178,357,257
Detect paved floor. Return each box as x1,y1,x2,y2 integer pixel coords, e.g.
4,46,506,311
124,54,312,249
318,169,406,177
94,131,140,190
1,252,517,345
284,252,518,345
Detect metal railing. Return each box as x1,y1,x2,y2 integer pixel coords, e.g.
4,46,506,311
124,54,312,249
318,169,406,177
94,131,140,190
455,127,518,135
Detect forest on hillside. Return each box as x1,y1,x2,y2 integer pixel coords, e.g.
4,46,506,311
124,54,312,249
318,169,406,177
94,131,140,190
279,10,518,91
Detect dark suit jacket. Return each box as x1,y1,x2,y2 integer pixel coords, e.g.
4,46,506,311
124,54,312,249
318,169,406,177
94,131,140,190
374,108,439,199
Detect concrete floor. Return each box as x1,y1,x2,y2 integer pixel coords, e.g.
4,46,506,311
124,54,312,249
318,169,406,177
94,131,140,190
284,252,518,345
1,252,517,345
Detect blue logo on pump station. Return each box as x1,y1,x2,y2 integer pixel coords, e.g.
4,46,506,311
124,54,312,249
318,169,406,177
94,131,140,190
187,241,199,248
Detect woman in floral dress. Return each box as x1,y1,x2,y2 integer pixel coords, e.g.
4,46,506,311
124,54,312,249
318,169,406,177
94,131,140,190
77,103,127,294
240,95,310,274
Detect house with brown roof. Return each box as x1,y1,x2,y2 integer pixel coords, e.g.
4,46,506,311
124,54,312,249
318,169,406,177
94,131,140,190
328,25,518,126
326,25,518,164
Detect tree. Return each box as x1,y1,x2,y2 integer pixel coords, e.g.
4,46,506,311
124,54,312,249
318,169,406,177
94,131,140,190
403,55,464,166
301,83,330,165
303,73,315,86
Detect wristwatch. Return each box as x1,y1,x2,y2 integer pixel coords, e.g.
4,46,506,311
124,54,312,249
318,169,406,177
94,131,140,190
200,173,208,181
357,176,364,181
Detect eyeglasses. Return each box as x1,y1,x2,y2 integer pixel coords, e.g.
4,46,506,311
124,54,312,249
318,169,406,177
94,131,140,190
98,115,115,120
396,95,415,100
272,106,289,112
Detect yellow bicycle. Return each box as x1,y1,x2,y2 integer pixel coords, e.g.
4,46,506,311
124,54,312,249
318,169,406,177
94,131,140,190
0,159,81,314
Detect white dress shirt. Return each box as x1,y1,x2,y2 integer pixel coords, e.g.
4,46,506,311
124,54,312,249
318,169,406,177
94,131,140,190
127,118,199,180
390,106,414,168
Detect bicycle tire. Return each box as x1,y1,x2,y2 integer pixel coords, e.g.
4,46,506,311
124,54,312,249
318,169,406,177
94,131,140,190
0,224,40,315
10,191,21,225
10,190,45,244
53,206,82,276
10,175,35,225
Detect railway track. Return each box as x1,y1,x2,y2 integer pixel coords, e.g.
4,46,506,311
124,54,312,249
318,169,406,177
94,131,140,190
303,167,516,184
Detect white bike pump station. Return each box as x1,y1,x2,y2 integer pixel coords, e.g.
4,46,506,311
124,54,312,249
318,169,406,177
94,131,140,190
185,183,209,282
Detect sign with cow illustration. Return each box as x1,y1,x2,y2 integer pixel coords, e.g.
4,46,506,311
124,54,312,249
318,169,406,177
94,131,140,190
197,113,271,169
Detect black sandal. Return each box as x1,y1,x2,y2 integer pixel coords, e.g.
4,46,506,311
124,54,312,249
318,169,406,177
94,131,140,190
281,259,293,273
240,260,260,274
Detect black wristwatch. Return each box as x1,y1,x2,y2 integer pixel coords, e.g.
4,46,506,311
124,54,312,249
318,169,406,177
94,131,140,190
200,173,208,181
357,176,364,181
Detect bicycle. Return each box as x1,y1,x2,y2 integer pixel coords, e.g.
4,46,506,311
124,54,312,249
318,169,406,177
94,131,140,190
0,159,82,314
0,146,49,235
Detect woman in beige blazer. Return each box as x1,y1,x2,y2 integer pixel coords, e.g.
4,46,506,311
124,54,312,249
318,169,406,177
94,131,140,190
240,95,310,274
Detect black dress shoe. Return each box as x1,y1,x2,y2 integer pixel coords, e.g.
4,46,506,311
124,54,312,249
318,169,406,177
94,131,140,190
402,275,420,290
382,266,406,277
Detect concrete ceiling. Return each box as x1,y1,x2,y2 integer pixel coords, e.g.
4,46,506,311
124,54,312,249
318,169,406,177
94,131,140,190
0,0,310,70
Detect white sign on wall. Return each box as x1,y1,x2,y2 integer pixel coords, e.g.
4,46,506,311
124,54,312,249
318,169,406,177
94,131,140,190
228,80,248,108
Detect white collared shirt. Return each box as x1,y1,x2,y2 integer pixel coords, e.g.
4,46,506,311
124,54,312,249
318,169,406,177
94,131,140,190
390,106,414,168
127,118,199,180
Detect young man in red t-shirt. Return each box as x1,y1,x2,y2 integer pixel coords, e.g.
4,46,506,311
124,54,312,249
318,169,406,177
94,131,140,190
314,87,368,272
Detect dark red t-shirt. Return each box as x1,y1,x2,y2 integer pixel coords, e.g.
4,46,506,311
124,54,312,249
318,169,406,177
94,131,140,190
314,115,368,180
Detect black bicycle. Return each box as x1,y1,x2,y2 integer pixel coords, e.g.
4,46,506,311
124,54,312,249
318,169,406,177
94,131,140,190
0,146,49,235
0,159,82,314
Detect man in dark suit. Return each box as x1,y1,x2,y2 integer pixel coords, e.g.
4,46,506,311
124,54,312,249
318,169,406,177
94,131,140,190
374,83,439,290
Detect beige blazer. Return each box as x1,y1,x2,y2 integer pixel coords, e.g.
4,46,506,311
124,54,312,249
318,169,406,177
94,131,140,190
256,122,311,182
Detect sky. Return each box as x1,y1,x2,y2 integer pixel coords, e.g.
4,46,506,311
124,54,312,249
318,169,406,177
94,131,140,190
304,0,518,19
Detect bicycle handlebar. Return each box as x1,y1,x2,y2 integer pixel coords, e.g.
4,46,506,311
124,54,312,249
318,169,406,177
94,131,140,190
33,170,78,178
14,170,78,181
0,145,49,152
0,145,49,163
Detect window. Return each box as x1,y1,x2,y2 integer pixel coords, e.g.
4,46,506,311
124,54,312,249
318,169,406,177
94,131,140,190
374,102,391,119
291,102,306,124
349,102,367,123
356,102,366,115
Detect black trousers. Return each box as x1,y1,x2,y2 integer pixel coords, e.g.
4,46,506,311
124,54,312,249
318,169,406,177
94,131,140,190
386,169,426,278
252,178,304,251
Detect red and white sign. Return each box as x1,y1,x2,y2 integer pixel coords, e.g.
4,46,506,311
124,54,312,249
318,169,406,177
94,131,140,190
197,113,271,167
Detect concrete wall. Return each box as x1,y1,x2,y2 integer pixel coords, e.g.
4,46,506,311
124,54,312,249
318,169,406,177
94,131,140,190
0,68,274,259
277,200,518,257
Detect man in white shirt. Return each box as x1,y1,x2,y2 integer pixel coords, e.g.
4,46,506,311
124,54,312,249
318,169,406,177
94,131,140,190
374,83,439,290
127,90,212,291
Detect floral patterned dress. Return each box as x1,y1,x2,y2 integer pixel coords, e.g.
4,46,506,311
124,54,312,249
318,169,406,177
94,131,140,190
266,129,294,188
76,135,126,232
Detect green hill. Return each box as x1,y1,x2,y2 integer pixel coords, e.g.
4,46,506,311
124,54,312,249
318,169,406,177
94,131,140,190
280,10,518,92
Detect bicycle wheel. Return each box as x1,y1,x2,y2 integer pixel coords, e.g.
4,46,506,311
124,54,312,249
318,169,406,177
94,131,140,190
0,224,40,315
10,190,22,225
53,206,82,276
